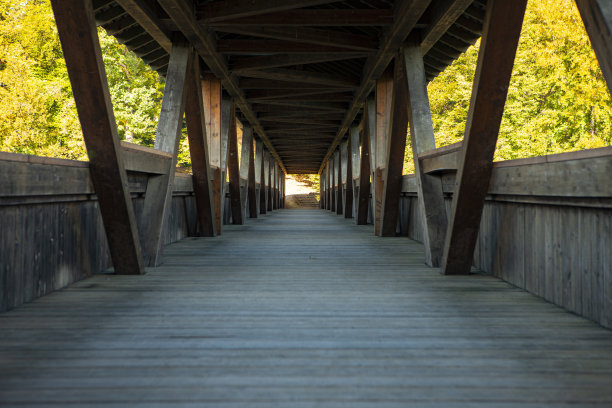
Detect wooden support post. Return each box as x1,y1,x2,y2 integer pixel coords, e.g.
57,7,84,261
357,98,374,225
51,0,144,274
441,0,527,275
336,149,343,215
240,126,252,219
326,163,332,210
227,99,243,225
374,65,394,236
330,152,336,212
343,138,353,218
185,52,216,237
404,41,448,266
258,141,267,214
140,36,192,266
267,154,273,211
281,173,286,208
245,129,258,218
319,168,325,209
349,125,360,219
380,52,409,237
575,0,612,93
220,96,231,224
273,161,278,210
202,76,224,234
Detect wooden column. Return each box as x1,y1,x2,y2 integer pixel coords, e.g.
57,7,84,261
273,162,278,210
258,142,267,215
220,96,231,225
140,36,192,266
245,129,258,218
357,98,374,225
319,168,325,209
281,173,285,208
51,0,144,274
442,0,528,275
239,126,252,219
330,156,336,212
326,163,332,210
267,154,273,211
227,99,243,225
404,41,448,266
336,149,343,215
202,76,224,234
374,65,393,236
349,125,360,219
343,138,353,218
575,0,612,93
380,52,409,237
184,52,215,237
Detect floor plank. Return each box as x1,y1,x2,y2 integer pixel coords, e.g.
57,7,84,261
1,209,612,407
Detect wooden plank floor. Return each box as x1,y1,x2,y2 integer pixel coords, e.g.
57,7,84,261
1,209,612,407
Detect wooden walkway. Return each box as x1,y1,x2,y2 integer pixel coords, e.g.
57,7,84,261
1,210,612,407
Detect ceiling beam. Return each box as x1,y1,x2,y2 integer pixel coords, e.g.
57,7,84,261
203,9,394,26
114,0,172,52
212,26,378,52
239,78,344,90
320,0,433,173
238,68,359,88
421,0,474,54
230,53,367,72
157,0,286,173
197,0,342,23
217,39,367,54
254,100,347,111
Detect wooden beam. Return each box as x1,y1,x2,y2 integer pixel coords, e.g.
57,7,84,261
203,9,394,26
404,41,448,266
158,0,286,173
248,135,258,218
336,149,343,215
267,153,273,211
217,39,366,54
257,141,266,215
184,52,216,237
198,0,341,23
344,135,354,218
212,26,378,52
247,88,353,101
575,0,612,93
140,36,192,266
380,53,409,237
357,97,374,223
349,124,361,221
231,53,366,72
319,0,433,173
239,78,337,89
227,100,243,225
374,65,393,236
237,68,359,88
51,0,144,275
441,0,528,275
421,0,473,54
114,0,172,53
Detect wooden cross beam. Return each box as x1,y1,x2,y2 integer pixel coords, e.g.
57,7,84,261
441,0,528,275
184,52,216,237
404,40,448,266
203,9,394,26
140,35,192,266
231,53,367,72
197,0,342,23
51,0,144,275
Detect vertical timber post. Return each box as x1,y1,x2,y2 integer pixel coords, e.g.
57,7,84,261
246,129,258,218
575,0,612,93
202,76,223,235
374,65,393,236
185,52,216,237
349,125,360,219
343,138,353,218
336,148,343,215
357,98,374,225
441,0,528,274
380,51,409,237
227,99,243,225
51,0,144,274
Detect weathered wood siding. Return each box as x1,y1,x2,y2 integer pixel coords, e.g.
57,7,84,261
389,148,612,328
0,153,197,312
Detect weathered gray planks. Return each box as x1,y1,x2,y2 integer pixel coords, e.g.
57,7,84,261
1,210,612,406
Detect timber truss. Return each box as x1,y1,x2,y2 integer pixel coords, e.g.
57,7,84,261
49,0,612,276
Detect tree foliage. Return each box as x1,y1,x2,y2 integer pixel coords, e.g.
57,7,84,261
425,0,611,168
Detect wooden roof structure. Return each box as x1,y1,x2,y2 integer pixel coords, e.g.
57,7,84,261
92,0,486,174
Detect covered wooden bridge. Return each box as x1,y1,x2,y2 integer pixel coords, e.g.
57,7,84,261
1,0,612,405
